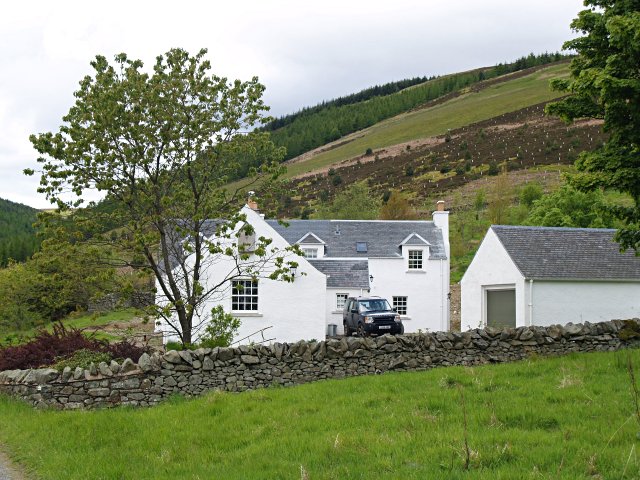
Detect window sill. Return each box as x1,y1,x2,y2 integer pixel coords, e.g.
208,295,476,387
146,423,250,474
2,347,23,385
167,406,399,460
232,312,263,317
331,310,345,314
405,270,426,274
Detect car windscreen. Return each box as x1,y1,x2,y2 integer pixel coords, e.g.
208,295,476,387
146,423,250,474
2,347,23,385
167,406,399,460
358,299,391,312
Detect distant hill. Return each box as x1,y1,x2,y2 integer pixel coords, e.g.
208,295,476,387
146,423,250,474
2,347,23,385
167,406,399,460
0,198,39,266
264,52,569,163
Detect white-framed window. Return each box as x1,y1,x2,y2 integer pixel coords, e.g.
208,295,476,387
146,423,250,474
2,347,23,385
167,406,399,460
302,248,317,258
408,250,423,269
336,293,348,310
393,296,408,315
231,279,258,311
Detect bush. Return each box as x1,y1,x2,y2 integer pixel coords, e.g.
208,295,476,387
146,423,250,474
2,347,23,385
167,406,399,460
52,349,112,371
198,306,241,348
365,147,373,156
405,165,414,177
487,163,500,176
439,165,451,174
331,175,343,186
0,323,148,370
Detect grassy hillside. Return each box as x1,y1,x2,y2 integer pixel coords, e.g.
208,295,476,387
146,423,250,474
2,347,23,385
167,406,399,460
1,349,639,478
267,53,568,161
282,62,571,180
0,197,39,267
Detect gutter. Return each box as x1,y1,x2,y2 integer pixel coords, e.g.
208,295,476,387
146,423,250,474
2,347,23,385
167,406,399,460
528,279,534,326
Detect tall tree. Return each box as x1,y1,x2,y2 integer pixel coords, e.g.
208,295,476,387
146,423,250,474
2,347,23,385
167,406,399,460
546,0,640,252
27,48,298,345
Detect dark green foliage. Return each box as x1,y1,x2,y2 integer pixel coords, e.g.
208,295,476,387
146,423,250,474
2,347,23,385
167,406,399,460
267,53,569,160
547,1,640,252
365,147,373,156
405,165,414,177
455,165,466,176
487,163,500,176
314,183,380,220
331,175,343,186
0,198,40,267
439,165,451,174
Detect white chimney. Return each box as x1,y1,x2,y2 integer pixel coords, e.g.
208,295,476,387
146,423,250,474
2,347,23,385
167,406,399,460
432,200,449,258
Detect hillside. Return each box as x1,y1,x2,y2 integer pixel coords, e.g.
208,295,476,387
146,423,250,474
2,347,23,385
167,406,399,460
0,198,39,266
280,97,606,217
266,52,568,161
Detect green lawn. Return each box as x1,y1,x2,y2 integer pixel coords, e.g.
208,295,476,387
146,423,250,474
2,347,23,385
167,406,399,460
283,63,570,179
1,348,639,479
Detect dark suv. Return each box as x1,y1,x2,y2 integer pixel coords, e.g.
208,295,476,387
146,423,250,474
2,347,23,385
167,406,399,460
343,296,404,336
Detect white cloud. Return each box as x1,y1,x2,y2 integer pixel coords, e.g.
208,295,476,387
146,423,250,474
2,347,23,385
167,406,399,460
0,0,584,208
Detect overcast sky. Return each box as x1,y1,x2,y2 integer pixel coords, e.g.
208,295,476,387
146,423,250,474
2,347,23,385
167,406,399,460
1,0,584,209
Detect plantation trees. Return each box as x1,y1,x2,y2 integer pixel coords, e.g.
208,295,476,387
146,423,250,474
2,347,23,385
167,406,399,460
547,0,640,252
27,48,298,345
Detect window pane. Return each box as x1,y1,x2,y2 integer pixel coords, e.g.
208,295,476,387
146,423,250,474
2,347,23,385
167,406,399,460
393,296,407,315
231,279,258,311
408,250,423,269
336,293,348,309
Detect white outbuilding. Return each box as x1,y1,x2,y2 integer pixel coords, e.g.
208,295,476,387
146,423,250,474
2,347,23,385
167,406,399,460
460,225,640,330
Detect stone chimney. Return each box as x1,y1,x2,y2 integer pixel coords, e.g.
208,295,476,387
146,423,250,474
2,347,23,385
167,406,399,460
432,200,450,258
247,191,258,211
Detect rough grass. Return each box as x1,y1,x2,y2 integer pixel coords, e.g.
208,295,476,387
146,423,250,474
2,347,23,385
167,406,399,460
0,309,139,346
283,63,570,179
1,348,639,479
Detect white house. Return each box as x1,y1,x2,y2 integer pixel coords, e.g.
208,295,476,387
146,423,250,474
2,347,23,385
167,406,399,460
157,201,450,345
461,225,640,330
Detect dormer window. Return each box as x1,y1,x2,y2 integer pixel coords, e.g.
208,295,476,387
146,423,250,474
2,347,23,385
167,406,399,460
302,248,318,259
356,242,368,253
408,250,423,269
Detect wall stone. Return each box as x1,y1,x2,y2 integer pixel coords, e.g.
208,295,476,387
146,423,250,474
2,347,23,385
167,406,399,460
87,291,155,313
1,319,639,410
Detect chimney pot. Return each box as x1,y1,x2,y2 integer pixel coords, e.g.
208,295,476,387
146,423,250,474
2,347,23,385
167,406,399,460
436,200,445,212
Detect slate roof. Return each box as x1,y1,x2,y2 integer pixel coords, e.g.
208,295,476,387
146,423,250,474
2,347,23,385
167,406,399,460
491,225,640,281
308,259,370,289
266,220,447,259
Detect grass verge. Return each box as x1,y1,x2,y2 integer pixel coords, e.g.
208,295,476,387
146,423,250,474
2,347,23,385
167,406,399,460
0,348,639,479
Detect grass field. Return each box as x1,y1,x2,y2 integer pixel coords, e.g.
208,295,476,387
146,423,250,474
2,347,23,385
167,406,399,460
0,309,140,346
1,348,639,479
283,63,570,179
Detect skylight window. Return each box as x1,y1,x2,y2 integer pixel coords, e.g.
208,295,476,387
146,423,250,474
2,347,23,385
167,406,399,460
356,242,368,253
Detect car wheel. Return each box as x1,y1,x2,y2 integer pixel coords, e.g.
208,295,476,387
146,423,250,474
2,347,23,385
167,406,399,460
343,322,351,337
357,323,368,337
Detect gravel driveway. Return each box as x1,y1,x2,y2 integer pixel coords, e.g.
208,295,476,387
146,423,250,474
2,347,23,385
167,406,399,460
0,450,24,480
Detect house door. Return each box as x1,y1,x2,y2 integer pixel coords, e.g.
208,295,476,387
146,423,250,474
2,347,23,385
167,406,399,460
486,289,516,328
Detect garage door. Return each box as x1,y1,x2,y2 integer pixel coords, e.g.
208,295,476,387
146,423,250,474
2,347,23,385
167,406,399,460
486,289,516,328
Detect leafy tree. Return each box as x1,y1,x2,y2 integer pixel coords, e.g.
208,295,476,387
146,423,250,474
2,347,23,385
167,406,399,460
519,182,544,207
27,48,297,345
525,185,614,228
379,191,418,220
314,183,380,220
487,168,512,224
547,1,640,252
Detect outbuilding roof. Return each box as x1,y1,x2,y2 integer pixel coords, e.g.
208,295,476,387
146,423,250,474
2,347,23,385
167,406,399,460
308,259,370,289
491,225,640,281
266,220,447,259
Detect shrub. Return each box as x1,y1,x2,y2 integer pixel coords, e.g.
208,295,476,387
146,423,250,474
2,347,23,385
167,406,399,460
52,349,112,371
365,147,373,156
0,323,147,370
405,165,414,177
331,175,343,186
199,306,241,348
439,165,451,174
487,163,500,176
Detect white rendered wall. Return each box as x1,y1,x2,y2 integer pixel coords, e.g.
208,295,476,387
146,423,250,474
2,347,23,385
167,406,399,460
157,206,327,345
461,228,526,330
530,280,640,326
368,253,447,333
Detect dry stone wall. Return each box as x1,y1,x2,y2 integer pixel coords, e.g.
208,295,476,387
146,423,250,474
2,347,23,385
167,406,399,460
1,319,639,410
